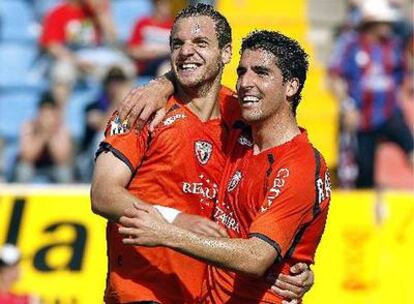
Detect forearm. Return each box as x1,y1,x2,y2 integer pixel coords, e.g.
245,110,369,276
163,225,271,277
91,184,149,222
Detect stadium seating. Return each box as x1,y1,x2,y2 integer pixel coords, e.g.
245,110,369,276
0,89,33,180
1,138,19,181
0,0,155,181
112,0,153,42
0,42,45,90
0,90,39,140
32,0,62,19
65,87,100,142
0,0,38,43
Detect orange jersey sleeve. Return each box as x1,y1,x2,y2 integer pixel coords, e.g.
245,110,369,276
96,112,150,172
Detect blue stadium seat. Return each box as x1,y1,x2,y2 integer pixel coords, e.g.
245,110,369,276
0,0,38,42
0,42,45,90
0,90,40,140
2,138,19,182
135,76,153,86
65,87,99,141
112,0,153,42
32,0,62,20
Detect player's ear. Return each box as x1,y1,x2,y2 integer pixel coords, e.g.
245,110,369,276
286,78,299,98
221,43,232,65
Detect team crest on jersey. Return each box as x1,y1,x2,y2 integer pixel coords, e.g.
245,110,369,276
227,170,242,192
109,116,129,136
238,135,253,147
195,140,213,165
163,113,186,126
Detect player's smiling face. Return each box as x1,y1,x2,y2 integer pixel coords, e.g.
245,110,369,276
236,48,290,123
170,16,230,89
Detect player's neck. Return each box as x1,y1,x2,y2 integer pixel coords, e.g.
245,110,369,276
251,107,300,154
176,77,222,122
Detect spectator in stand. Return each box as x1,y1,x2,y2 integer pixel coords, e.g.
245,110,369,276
328,0,414,188
127,0,173,77
0,244,39,304
14,92,74,184
40,0,134,106
77,66,132,182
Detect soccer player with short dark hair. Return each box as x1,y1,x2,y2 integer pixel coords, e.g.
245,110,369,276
118,30,330,303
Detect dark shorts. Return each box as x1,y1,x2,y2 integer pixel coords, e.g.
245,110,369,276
356,110,414,188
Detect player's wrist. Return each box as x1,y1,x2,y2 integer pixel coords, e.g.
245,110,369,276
153,205,181,223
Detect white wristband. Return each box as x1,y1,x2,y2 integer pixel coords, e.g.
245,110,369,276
153,205,181,223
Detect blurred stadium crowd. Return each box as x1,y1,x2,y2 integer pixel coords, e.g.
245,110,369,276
0,0,412,188
326,0,413,189
0,0,193,184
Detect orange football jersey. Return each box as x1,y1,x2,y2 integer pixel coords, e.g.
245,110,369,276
202,125,330,303
97,87,239,303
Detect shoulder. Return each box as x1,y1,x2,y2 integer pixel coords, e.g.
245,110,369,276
273,138,321,184
152,99,189,134
104,111,139,139
339,31,359,46
334,31,360,55
281,132,315,161
275,142,330,203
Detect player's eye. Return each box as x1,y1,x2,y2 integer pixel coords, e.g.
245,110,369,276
171,40,183,50
197,41,208,48
255,68,269,76
236,67,246,76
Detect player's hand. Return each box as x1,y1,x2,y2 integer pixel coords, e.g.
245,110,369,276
119,203,171,247
118,80,171,130
266,263,313,301
173,213,228,238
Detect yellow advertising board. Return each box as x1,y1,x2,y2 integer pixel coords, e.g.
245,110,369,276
0,186,413,303
0,186,107,303
305,191,414,304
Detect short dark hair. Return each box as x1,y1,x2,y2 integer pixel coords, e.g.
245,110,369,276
172,3,232,48
103,66,128,87
241,30,309,114
38,91,57,109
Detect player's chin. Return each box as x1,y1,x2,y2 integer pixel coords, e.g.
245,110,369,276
178,76,204,88
241,110,263,122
